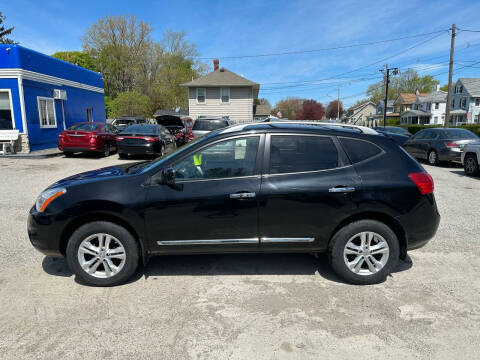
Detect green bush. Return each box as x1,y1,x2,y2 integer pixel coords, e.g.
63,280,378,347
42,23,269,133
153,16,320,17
398,124,480,136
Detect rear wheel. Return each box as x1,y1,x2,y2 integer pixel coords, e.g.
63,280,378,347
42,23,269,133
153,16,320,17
103,143,110,157
427,149,439,166
66,221,139,286
464,153,479,176
118,153,128,159
329,220,399,285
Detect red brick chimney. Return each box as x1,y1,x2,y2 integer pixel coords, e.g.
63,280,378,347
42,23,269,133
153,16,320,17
213,59,219,71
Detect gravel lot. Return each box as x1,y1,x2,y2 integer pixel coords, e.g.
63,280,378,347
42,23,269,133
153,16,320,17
0,154,479,359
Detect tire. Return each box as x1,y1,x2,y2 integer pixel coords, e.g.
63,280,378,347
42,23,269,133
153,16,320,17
464,153,480,176
427,149,439,166
118,153,128,159
64,151,73,157
159,144,165,157
103,143,110,157
328,220,400,285
66,221,139,286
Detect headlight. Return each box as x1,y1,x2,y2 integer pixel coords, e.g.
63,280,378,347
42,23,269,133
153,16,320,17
35,187,67,212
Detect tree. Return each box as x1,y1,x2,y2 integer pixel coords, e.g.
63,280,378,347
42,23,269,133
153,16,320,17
273,97,303,119
295,99,325,120
440,84,449,92
51,51,97,71
0,11,15,44
109,91,151,118
326,100,344,119
82,15,153,97
366,68,440,103
254,98,271,108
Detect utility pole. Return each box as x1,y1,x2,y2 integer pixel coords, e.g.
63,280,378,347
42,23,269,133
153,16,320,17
445,24,456,128
337,85,340,122
380,65,399,128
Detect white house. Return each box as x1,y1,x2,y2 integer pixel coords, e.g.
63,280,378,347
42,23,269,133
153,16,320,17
450,78,480,125
180,59,259,123
401,87,447,125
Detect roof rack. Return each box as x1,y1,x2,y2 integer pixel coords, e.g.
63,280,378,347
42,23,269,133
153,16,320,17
266,121,379,135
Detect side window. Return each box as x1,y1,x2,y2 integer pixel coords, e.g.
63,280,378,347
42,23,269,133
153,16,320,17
412,131,426,140
269,135,338,174
173,136,260,181
339,137,382,164
424,131,436,140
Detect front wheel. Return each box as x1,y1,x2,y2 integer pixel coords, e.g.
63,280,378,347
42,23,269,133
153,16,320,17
464,153,479,176
66,221,139,286
329,220,399,285
427,149,439,166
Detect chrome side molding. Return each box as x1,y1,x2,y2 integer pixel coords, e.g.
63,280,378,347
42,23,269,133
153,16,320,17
157,238,259,246
260,237,315,243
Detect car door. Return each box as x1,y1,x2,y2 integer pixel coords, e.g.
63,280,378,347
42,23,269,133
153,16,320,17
144,134,264,253
416,130,436,158
403,130,425,158
257,133,360,252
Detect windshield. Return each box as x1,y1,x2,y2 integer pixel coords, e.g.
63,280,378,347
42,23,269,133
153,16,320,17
120,125,157,135
193,120,229,131
68,123,100,131
441,129,478,139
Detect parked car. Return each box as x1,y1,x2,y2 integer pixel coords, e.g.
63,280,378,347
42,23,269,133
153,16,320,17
154,115,194,146
28,123,439,286
461,142,480,176
111,116,148,131
116,124,176,159
58,122,118,157
373,126,411,146
192,117,232,138
374,126,412,136
403,128,479,165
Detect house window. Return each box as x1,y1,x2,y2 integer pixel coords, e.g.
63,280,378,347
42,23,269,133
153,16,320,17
462,98,467,108
476,98,480,106
451,99,455,108
475,115,479,123
427,102,431,111
435,102,439,109
0,90,14,130
86,108,93,122
37,97,57,128
434,116,438,124
220,87,230,103
196,88,206,103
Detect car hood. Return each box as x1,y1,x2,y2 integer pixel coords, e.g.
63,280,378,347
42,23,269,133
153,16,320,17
48,162,147,188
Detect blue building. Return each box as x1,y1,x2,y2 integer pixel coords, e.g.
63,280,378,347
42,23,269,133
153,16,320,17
0,44,105,152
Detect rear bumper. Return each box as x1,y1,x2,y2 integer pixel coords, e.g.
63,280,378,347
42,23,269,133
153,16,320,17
59,146,102,153
118,142,157,154
396,194,440,250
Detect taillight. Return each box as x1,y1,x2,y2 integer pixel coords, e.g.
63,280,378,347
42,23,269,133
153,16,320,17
408,172,434,195
116,137,124,142
445,141,458,148
144,137,159,142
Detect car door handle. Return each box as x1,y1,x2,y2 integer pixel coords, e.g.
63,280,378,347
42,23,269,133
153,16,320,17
230,192,256,199
329,186,355,193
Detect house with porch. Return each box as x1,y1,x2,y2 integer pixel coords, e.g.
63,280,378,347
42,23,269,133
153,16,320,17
400,87,447,125
0,44,105,152
180,59,259,123
449,78,480,125
393,90,427,114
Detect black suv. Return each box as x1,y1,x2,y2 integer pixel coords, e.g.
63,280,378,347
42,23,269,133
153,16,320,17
28,123,440,286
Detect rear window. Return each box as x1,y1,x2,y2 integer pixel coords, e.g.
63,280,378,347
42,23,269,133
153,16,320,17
340,137,382,164
270,135,339,174
68,123,100,131
193,120,229,131
440,129,478,139
121,125,158,135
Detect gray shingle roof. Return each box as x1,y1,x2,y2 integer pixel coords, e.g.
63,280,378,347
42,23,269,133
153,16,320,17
378,100,394,107
181,68,259,87
458,78,480,97
415,91,447,103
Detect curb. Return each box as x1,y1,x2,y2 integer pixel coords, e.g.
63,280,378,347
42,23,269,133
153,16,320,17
0,152,63,159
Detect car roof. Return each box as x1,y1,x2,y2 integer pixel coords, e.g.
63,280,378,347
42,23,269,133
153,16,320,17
220,122,379,135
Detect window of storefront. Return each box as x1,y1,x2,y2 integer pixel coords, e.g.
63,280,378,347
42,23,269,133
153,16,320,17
0,90,14,130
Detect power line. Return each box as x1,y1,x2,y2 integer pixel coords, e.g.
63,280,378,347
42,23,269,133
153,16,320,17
457,27,480,33
197,29,448,60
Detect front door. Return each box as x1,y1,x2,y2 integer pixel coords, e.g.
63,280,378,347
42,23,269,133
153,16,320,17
258,134,360,251
144,134,264,253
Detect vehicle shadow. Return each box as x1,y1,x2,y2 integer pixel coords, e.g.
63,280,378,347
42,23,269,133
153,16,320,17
42,253,413,287
449,170,479,179
61,152,107,160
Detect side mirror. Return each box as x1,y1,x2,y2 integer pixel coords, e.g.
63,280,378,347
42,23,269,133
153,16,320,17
163,167,176,186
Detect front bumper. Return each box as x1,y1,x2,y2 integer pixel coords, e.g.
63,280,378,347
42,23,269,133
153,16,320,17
27,207,64,258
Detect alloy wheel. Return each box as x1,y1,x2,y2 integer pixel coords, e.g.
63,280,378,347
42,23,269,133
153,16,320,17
77,233,126,278
428,151,437,165
343,231,390,276
465,156,477,174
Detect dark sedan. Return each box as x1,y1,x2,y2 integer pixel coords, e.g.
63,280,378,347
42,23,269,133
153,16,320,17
374,126,411,146
28,123,439,286
403,128,479,165
116,124,176,159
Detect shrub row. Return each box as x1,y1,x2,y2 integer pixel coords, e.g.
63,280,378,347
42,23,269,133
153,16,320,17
396,124,480,136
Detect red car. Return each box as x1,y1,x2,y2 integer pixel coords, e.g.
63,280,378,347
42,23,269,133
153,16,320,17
58,122,119,157
154,115,194,146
